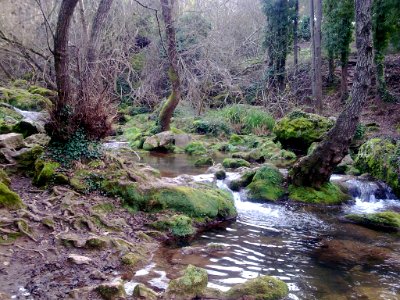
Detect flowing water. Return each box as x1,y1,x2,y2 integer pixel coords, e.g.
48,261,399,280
124,154,400,299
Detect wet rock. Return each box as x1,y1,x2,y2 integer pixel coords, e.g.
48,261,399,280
224,275,289,300
215,169,226,180
95,282,126,300
247,165,285,202
288,182,350,205
165,265,208,299
68,254,92,265
181,243,229,255
132,283,158,300
314,239,395,268
0,133,24,150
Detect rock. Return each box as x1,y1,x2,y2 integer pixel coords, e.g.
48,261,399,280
59,233,87,248
0,292,11,300
335,154,354,174
95,282,126,300
207,163,224,174
194,156,213,167
68,254,92,265
85,237,109,249
0,87,52,111
165,265,208,299
0,133,25,150
182,243,229,255
152,214,195,238
13,145,44,170
121,252,141,266
288,182,350,205
274,110,334,152
344,211,400,232
143,131,191,152
215,170,226,180
24,133,51,147
132,284,158,300
222,158,250,169
174,134,191,148
224,276,289,300
247,165,285,202
355,138,400,196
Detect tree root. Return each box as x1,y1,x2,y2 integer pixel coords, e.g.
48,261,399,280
15,245,45,258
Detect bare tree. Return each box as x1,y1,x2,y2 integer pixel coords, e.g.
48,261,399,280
289,0,374,188
158,0,181,132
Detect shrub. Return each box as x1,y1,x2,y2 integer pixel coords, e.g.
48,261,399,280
191,119,231,136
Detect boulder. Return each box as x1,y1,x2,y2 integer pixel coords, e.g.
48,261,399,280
355,138,400,196
12,110,49,138
335,154,354,174
24,133,51,147
247,165,285,202
222,158,250,169
0,133,25,150
95,282,126,300
132,284,158,300
165,265,208,299
344,211,400,232
274,110,334,152
143,131,191,152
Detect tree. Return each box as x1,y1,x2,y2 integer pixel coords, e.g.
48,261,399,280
289,0,374,188
311,0,323,113
158,0,182,132
293,0,299,71
262,0,294,91
372,0,400,102
323,0,355,102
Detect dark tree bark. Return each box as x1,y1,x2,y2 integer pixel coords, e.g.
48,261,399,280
158,0,181,132
340,52,349,103
87,0,114,66
293,0,299,71
327,52,335,84
310,0,316,98
289,0,373,188
314,0,323,113
54,0,79,108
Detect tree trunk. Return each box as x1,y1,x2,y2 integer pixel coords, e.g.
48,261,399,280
289,0,373,188
87,0,114,67
54,0,79,108
327,52,335,84
158,0,181,132
294,0,299,71
310,0,316,99
314,0,323,113
340,52,349,103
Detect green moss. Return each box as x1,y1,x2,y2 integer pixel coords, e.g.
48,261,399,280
0,87,52,111
185,141,207,155
0,182,23,210
274,110,333,151
0,232,21,245
27,85,56,97
222,158,250,169
215,170,226,180
152,215,195,237
0,169,11,187
288,183,349,205
229,170,256,191
225,276,289,300
33,160,61,186
167,265,208,298
194,157,213,167
345,211,400,230
95,283,126,300
152,186,237,219
14,145,44,170
247,166,285,202
355,138,400,196
85,237,108,249
133,284,158,300
121,252,141,266
229,134,245,145
92,203,115,213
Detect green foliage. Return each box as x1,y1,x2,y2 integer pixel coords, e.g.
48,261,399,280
33,160,62,187
355,138,400,196
0,87,52,111
194,157,213,167
323,0,354,65
247,166,285,202
48,128,102,166
353,124,367,141
185,141,207,155
152,215,195,237
298,16,311,41
346,211,400,230
288,183,350,205
226,276,289,300
191,119,231,137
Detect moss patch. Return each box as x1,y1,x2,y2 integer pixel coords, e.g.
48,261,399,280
225,276,289,300
222,158,250,169
185,141,207,155
345,211,400,231
0,182,23,210
152,214,195,237
288,183,350,205
167,265,208,298
247,166,285,202
0,87,52,111
194,157,213,167
33,160,61,186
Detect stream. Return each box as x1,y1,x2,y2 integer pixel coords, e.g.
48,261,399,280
123,153,400,300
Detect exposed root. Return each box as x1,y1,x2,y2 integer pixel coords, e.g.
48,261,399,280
15,245,45,258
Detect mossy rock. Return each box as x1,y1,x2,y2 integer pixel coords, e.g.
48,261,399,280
166,265,208,299
215,170,226,180
194,156,213,167
185,141,207,155
121,252,141,266
0,181,23,210
288,182,350,205
33,160,62,186
152,214,195,237
354,138,400,196
0,87,52,111
225,276,289,300
133,283,158,300
222,158,250,169
85,237,108,249
152,186,237,219
247,166,285,202
273,110,334,152
95,283,126,300
0,169,11,187
27,85,56,97
0,106,23,134
345,211,400,232
229,170,256,191
14,145,44,170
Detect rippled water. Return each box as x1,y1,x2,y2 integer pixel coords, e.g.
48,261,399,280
126,169,400,299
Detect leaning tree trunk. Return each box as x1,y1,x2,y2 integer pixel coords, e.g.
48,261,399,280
54,0,79,109
289,0,373,188
158,0,181,132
